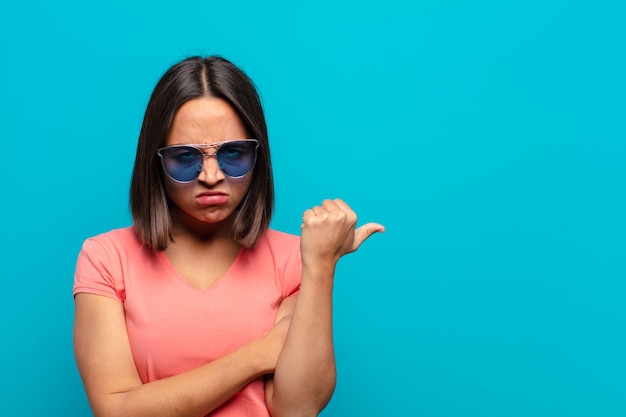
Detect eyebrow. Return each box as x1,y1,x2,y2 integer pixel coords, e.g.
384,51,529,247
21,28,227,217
163,139,256,147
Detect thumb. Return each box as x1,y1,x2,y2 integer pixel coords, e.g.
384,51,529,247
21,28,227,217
351,222,385,252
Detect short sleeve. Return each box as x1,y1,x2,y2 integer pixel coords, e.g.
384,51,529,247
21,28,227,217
73,237,126,301
278,233,302,299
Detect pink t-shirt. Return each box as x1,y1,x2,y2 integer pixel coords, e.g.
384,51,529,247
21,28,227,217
73,227,302,417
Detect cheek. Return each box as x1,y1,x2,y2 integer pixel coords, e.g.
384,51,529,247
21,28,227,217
225,177,254,209
164,178,195,202
228,175,254,196
226,175,251,187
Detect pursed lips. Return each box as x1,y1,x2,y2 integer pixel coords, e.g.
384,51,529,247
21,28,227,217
195,191,229,206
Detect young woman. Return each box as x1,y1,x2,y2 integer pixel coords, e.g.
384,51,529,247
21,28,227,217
73,55,384,417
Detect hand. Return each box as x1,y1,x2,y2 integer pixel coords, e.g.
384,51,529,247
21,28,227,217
300,199,385,269
258,316,291,374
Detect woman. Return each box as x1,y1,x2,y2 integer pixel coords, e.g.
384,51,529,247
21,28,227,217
73,55,384,417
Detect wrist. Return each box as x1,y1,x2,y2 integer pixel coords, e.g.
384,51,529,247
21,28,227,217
302,259,335,274
301,261,336,288
244,339,275,376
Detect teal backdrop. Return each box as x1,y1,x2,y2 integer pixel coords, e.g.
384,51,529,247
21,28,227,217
1,1,624,416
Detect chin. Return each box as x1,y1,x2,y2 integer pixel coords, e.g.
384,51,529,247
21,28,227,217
197,208,235,223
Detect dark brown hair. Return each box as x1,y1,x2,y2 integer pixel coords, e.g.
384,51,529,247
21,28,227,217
130,56,274,251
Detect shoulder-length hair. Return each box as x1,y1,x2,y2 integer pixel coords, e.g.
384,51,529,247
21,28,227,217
130,56,274,251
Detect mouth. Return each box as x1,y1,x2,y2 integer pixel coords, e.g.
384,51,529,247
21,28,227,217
197,191,227,197
195,191,229,206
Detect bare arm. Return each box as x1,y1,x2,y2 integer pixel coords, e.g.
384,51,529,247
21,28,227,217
266,199,384,417
74,293,288,417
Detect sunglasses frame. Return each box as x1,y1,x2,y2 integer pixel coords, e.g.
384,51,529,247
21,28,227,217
157,139,260,183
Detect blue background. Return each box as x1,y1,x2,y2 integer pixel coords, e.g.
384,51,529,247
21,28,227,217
1,1,624,416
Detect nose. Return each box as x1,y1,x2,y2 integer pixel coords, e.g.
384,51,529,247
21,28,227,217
196,154,225,184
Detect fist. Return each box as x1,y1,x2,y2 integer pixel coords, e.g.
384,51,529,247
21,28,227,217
300,198,384,267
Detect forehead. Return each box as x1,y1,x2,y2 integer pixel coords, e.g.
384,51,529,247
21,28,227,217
167,97,247,146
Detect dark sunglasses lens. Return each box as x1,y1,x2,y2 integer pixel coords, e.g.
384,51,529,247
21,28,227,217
216,141,258,177
160,146,203,182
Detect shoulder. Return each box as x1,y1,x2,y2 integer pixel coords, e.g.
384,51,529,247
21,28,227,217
243,228,301,264
81,227,143,252
74,227,142,300
260,228,300,247
246,228,302,296
85,226,140,244
254,228,301,256
253,228,301,266
78,226,148,267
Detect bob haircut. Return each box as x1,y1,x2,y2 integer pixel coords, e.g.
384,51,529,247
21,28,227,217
130,56,274,251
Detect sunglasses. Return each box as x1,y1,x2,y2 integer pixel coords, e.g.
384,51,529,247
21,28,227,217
157,139,259,182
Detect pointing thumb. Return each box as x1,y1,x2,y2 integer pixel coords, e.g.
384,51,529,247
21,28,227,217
352,222,385,252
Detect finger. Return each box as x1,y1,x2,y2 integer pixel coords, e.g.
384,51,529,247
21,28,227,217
320,199,352,224
332,199,356,219
301,209,316,227
351,222,385,252
321,199,340,211
311,205,325,216
332,198,348,209
302,208,315,220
